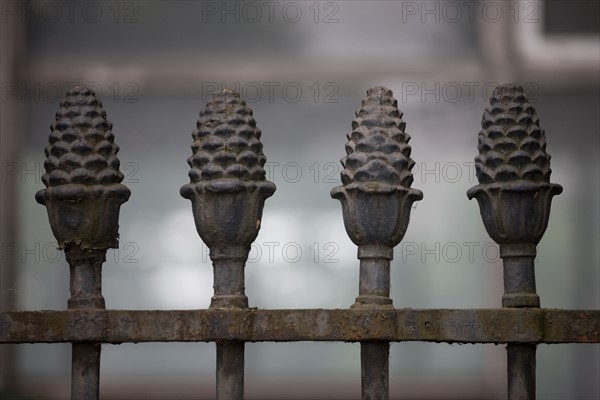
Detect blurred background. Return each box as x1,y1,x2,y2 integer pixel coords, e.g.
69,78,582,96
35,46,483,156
1,0,598,399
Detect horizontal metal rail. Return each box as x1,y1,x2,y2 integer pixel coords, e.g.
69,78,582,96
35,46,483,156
1,308,598,345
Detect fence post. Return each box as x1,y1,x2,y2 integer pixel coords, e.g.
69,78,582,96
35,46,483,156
181,89,276,399
35,86,130,399
332,87,422,400
468,84,562,399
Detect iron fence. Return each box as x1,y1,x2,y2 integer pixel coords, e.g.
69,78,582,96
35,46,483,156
1,84,598,400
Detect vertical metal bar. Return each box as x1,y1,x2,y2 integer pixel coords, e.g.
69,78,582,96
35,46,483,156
217,342,245,400
67,249,106,400
211,248,248,309
355,245,393,308
358,254,391,304
211,248,248,400
501,244,537,400
71,343,101,400
36,86,129,400
331,87,422,400
182,89,275,400
361,342,389,400
467,84,562,400
507,344,536,400
355,246,393,400
501,245,539,308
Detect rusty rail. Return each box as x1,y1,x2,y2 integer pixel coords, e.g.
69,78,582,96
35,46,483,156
1,308,599,344
1,84,598,400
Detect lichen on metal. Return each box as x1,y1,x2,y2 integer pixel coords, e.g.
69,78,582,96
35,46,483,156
1,309,599,344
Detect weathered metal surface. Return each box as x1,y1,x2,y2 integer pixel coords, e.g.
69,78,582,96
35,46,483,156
361,342,389,400
180,88,275,310
500,244,539,309
356,247,393,308
1,309,598,344
35,86,130,252
181,89,276,399
507,344,536,400
467,84,562,308
67,248,105,400
468,84,564,399
217,342,244,399
332,86,424,400
331,87,422,285
34,86,131,400
71,343,101,400
66,248,106,310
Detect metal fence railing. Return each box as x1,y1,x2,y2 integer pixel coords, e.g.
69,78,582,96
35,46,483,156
1,84,598,400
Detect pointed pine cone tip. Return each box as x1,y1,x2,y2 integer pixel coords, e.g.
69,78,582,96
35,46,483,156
207,88,242,105
333,86,418,193
181,88,276,198
365,86,394,100
36,86,130,205
472,83,556,186
490,83,525,100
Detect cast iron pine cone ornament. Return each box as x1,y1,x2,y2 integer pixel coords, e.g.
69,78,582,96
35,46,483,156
467,83,562,245
331,86,422,247
36,86,130,251
180,88,274,195
181,89,275,261
473,84,553,184
338,86,418,191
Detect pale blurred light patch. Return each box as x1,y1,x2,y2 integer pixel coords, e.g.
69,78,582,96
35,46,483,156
300,2,474,59
150,208,212,309
112,207,212,309
156,207,203,266
149,264,212,309
247,208,356,309
120,208,164,269
19,269,53,310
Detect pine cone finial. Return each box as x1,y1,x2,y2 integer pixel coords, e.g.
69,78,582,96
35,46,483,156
474,84,552,185
340,86,417,191
35,86,130,204
467,83,562,247
181,89,274,197
331,87,422,248
35,86,130,251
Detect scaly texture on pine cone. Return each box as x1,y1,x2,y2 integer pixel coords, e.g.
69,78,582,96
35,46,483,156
474,84,552,184
340,86,416,190
36,86,130,204
182,89,273,196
